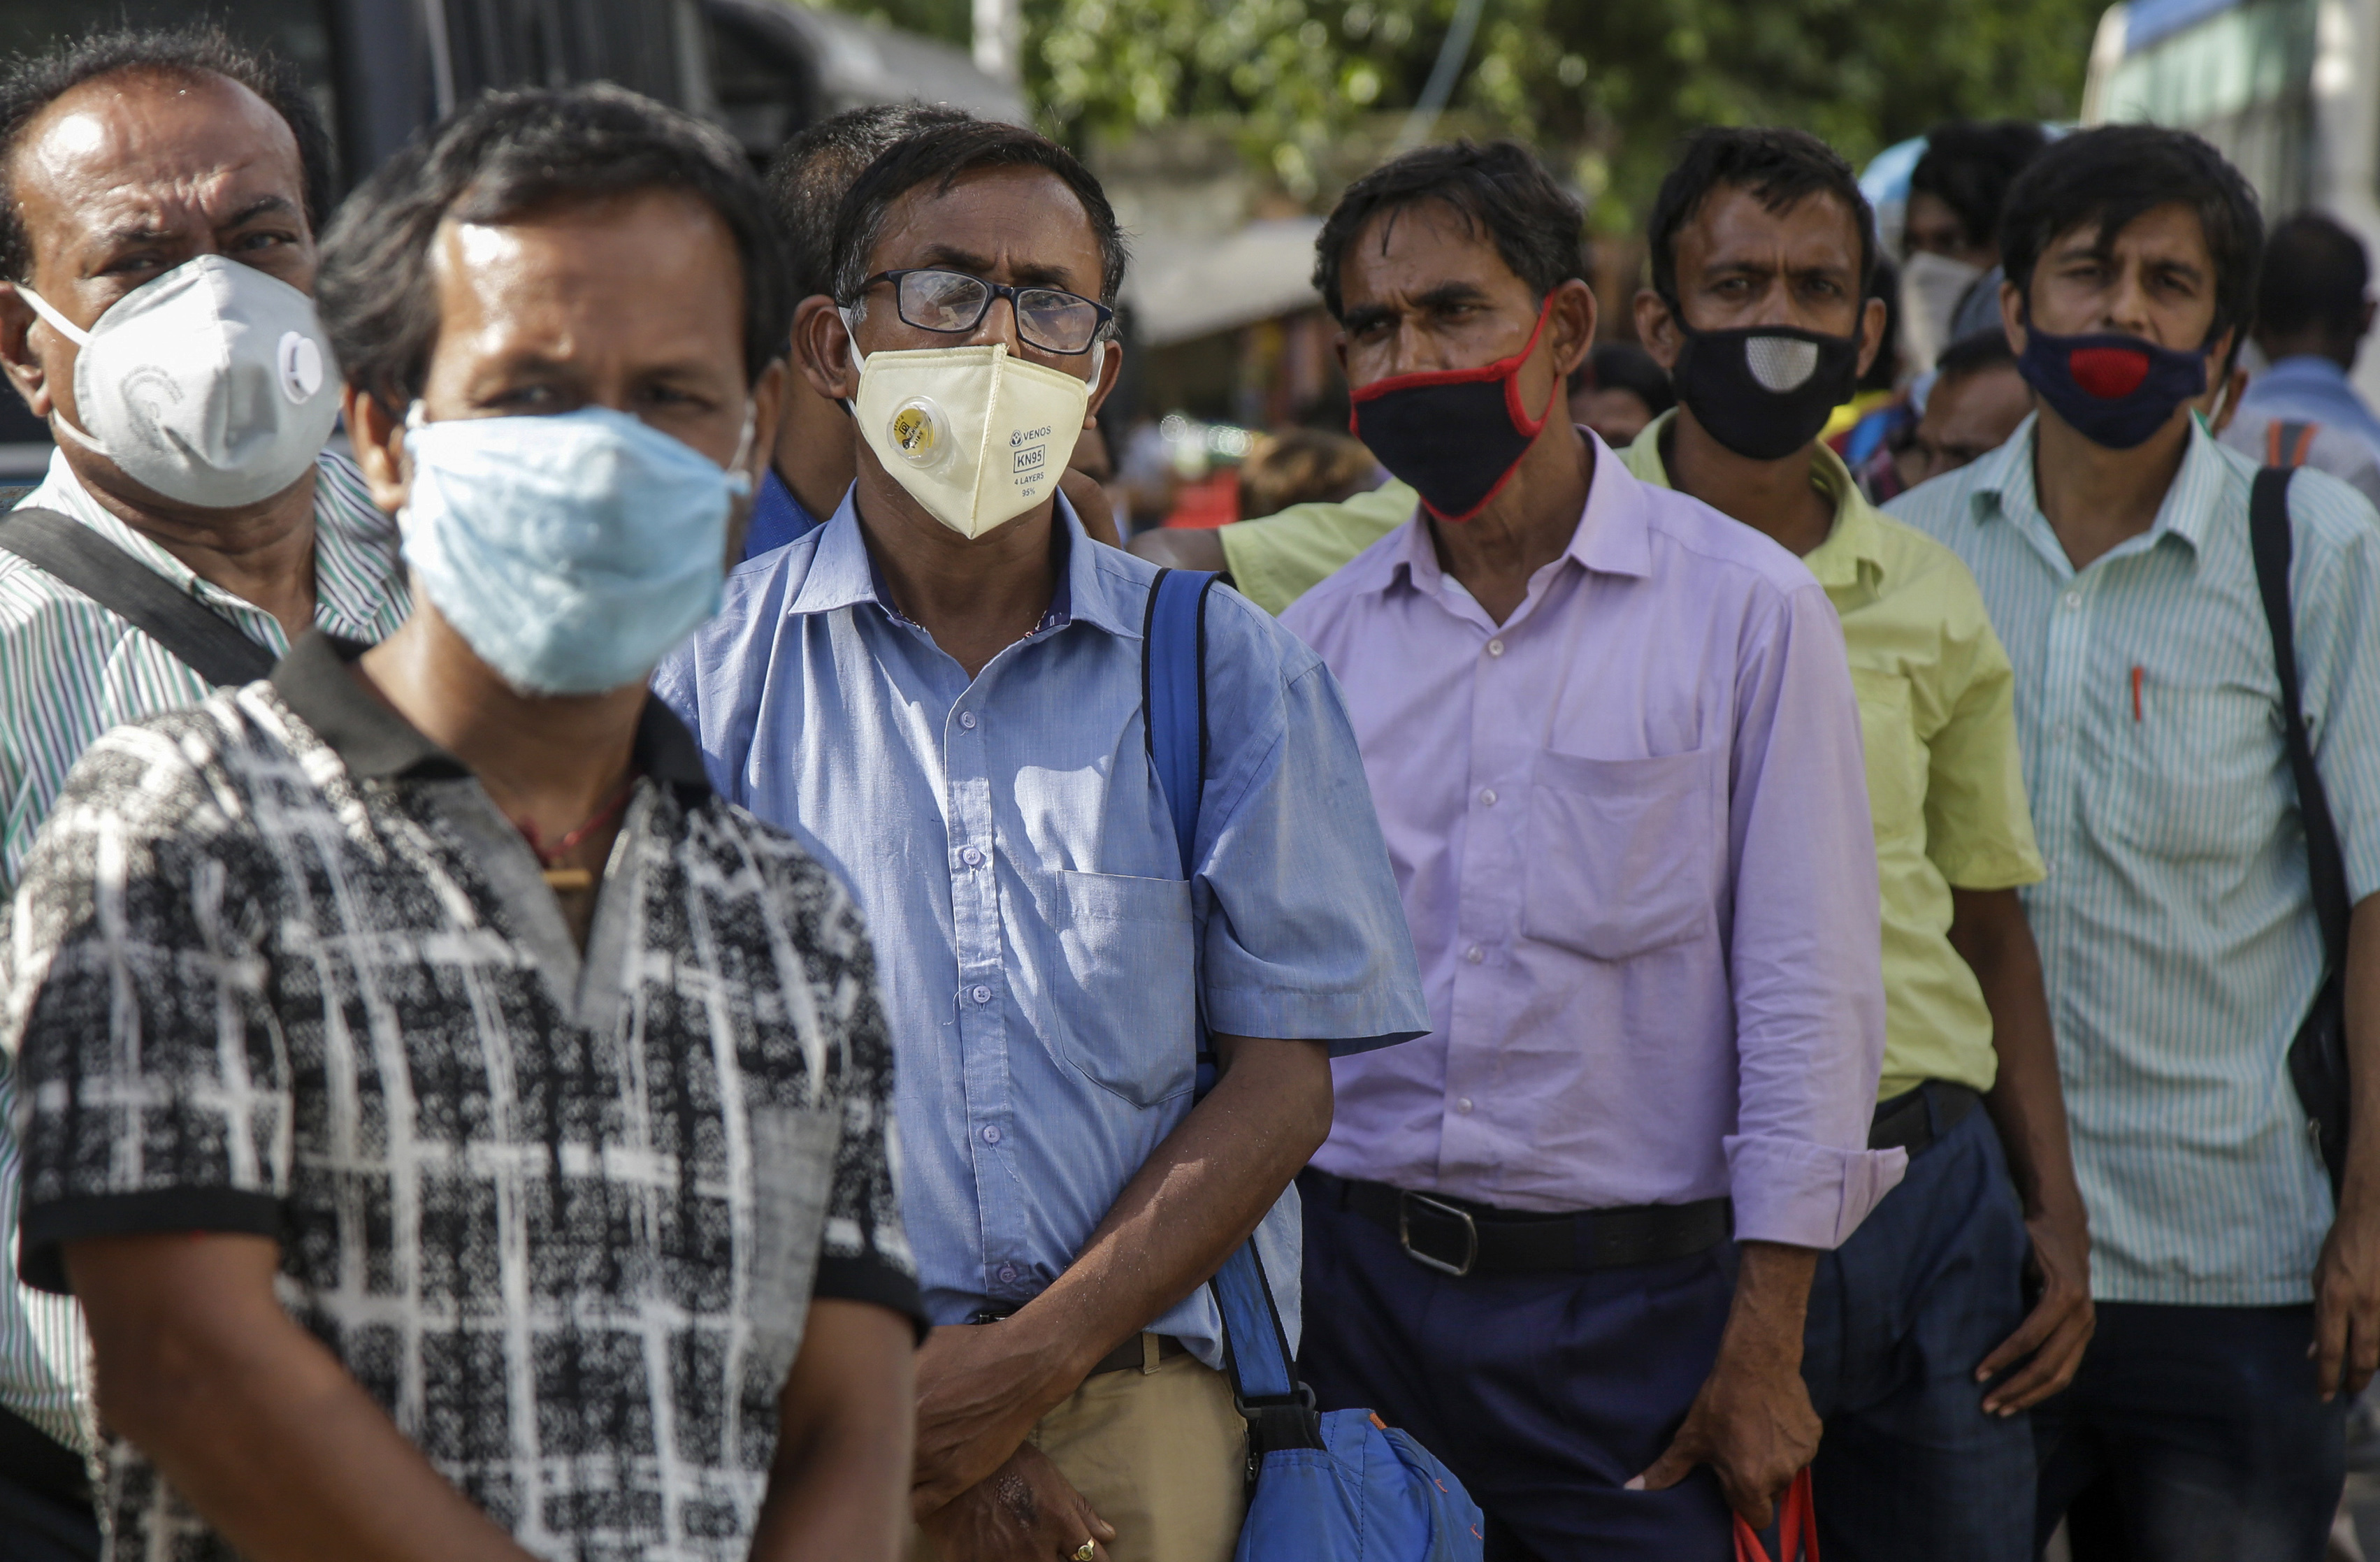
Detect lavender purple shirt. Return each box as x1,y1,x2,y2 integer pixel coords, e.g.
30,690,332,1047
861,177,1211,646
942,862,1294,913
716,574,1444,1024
1281,437,1905,1250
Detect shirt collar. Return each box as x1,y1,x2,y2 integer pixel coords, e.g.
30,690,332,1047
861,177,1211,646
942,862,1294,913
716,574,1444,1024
1623,410,1887,594
2260,354,2355,391
788,484,1117,635
1967,411,2230,555
1352,431,1652,599
271,630,712,802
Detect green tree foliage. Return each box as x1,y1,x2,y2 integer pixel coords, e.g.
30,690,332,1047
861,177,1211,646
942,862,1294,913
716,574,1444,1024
816,0,2106,226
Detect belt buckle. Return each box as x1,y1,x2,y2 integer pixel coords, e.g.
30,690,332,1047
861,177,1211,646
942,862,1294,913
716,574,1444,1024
1398,1190,1479,1277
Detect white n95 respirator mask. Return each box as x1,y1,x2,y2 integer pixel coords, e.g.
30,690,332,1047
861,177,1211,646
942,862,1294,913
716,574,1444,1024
847,327,1094,540
17,254,339,510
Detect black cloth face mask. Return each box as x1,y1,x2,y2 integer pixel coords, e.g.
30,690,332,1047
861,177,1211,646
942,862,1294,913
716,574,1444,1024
2017,320,2208,450
1666,311,1863,462
1348,298,1558,523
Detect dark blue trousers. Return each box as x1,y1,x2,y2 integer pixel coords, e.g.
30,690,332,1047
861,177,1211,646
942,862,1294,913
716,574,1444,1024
1297,1170,1736,1560
2034,1300,2346,1561
1800,1094,2036,1562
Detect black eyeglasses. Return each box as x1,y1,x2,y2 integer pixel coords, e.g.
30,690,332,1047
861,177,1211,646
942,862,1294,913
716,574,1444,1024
856,268,1113,356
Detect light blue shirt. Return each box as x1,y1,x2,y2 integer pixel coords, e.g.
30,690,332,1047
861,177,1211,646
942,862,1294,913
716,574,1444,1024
1889,416,2380,1306
654,491,1428,1363
2237,354,2380,469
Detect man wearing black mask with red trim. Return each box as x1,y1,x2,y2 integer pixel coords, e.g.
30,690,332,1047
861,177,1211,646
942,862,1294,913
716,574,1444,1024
1281,138,1900,1561
1894,125,2380,1561
1629,125,2091,1562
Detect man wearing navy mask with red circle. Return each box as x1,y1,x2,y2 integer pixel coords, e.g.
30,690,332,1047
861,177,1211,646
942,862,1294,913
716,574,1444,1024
1893,125,2380,1561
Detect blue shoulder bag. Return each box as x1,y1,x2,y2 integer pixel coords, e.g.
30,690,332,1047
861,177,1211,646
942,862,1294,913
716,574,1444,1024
1141,567,1485,1562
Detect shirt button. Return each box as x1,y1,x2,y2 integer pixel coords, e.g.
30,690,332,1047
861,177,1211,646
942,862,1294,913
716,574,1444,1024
1486,639,1506,658
1479,788,1497,807
970,984,993,1005
2062,592,2082,611
1465,944,1485,964
1456,1097,1474,1114
958,709,978,729
960,846,985,867
997,1263,1018,1284
981,1125,1002,1145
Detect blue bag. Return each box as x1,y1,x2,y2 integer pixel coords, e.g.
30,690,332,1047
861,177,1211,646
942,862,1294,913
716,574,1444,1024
1141,567,1485,1562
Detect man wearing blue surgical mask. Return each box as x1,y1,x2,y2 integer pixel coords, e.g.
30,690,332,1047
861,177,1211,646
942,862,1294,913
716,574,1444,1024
656,119,1427,1562
0,29,410,1558
3,84,922,1562
1893,125,2380,1560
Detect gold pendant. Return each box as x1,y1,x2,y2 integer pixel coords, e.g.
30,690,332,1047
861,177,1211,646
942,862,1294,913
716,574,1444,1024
542,867,595,892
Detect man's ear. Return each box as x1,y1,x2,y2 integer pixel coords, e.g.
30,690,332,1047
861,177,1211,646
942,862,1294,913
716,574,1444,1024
1548,277,1599,382
745,357,787,481
0,282,54,419
1854,294,1889,379
1633,289,1682,374
793,296,858,403
345,384,409,516
1999,275,2026,359
1084,335,1125,423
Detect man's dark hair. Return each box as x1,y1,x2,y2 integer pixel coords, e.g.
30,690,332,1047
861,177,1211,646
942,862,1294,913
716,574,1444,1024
0,25,335,283
766,102,973,301
1568,342,1676,416
2256,210,2370,349
1907,120,2048,254
1933,328,2018,384
321,84,787,410
830,119,1127,322
1997,124,2262,349
1313,140,1585,322
1647,126,1875,305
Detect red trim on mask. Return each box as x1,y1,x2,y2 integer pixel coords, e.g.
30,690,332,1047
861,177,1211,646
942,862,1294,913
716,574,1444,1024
1346,296,1564,524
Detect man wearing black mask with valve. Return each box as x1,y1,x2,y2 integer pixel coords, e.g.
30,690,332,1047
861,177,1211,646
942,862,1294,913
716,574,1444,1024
1892,124,2380,1561
1626,124,2090,1562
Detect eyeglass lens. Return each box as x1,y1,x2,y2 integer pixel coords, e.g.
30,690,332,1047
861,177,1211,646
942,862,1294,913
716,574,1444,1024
896,270,1102,353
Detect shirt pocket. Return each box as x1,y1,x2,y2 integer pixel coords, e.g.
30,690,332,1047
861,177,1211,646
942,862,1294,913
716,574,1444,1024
742,1103,841,1400
1849,666,1927,847
1046,869,1198,1108
1522,745,1724,962
2099,684,2277,865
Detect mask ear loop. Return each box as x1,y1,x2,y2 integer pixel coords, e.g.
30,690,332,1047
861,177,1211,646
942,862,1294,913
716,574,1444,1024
14,284,110,454
724,403,756,498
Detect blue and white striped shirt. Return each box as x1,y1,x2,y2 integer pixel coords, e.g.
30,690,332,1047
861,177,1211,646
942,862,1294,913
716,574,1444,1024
1889,416,2380,1305
0,448,408,1452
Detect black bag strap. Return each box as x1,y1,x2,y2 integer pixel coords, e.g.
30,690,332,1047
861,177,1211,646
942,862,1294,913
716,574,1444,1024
2249,468,2351,976
0,507,276,687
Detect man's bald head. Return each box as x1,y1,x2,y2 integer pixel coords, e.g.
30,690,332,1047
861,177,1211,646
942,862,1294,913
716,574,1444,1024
0,26,332,284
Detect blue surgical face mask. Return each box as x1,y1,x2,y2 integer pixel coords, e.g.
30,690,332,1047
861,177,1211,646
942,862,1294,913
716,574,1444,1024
400,403,753,695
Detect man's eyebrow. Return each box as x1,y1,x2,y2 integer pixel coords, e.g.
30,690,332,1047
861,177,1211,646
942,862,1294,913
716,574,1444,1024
913,243,1083,292
1411,281,1493,310
1341,302,1397,334
220,194,298,226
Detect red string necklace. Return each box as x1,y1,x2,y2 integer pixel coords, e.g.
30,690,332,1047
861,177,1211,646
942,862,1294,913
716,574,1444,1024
514,776,636,892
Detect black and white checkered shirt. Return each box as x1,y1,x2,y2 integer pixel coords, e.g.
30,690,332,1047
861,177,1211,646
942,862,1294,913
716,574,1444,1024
4,632,918,1561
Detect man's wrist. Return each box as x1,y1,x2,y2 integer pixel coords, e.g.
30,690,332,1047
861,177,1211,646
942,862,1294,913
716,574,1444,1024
995,1296,1113,1408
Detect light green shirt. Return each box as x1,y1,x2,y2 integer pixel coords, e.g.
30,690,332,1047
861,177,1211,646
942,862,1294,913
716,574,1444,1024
0,447,408,1451
1891,414,2380,1305
1216,479,1416,615
1626,412,2045,1102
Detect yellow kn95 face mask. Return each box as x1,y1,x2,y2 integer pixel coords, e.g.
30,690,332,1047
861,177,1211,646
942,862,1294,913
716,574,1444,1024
848,335,1095,540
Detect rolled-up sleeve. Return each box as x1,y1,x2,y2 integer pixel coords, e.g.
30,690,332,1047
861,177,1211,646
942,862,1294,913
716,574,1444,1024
1190,593,1430,1053
1722,581,1905,1248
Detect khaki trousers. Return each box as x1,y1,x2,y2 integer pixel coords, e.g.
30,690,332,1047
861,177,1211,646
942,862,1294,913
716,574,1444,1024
914,1341,1247,1562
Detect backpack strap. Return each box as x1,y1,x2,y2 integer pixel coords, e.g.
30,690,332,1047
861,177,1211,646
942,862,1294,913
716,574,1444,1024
0,506,276,686
1139,568,1320,1440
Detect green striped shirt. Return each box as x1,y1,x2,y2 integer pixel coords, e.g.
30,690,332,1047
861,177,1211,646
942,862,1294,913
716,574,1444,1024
1889,416,2380,1306
1,447,408,1451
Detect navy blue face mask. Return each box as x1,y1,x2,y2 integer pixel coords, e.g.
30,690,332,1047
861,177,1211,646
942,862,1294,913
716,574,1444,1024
2017,323,2209,450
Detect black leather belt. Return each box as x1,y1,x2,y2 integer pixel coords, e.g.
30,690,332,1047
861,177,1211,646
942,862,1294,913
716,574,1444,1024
1870,1081,1981,1155
1088,1333,1188,1377
1305,1169,1731,1277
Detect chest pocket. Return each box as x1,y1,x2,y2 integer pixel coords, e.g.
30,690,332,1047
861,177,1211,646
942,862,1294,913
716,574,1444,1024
1043,869,1197,1107
1522,745,1725,962
2098,683,2280,864
1849,667,1927,846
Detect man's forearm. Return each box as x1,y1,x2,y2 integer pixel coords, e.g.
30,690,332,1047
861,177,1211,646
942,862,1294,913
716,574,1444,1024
1951,888,2086,1222
751,1299,916,1562
1000,1032,1332,1401
1723,1240,1817,1365
2338,897,2380,1214
68,1234,534,1562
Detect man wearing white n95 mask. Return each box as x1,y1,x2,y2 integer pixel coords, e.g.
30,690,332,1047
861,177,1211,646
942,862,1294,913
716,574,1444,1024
655,119,1427,1562
0,28,407,1560
6,83,922,1562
